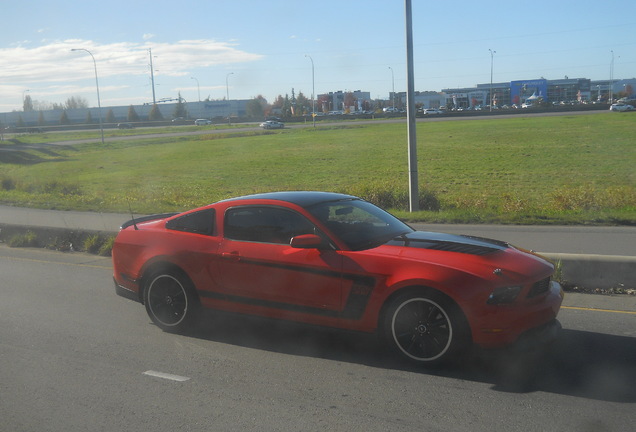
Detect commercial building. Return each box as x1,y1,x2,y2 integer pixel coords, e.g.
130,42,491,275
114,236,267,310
441,77,636,109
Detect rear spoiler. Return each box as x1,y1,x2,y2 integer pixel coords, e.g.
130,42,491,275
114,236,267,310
121,213,179,230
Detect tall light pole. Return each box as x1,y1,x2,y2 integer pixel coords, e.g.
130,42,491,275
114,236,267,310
305,55,315,127
191,77,200,102
148,48,157,105
388,66,395,110
609,50,615,104
226,72,234,125
71,48,104,146
405,0,418,212
489,49,496,112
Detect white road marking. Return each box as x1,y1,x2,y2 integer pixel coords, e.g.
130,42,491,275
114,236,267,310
143,370,190,382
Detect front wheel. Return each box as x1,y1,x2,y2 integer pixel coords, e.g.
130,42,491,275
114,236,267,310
382,291,469,365
143,268,200,333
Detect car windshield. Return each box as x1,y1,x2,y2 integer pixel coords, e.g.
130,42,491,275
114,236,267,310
307,198,413,250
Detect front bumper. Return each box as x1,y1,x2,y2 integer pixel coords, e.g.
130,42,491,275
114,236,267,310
473,281,564,348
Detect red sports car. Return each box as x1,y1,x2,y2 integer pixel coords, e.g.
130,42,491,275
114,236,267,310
113,191,563,364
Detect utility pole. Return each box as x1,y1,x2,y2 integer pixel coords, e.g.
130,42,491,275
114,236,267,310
405,0,419,212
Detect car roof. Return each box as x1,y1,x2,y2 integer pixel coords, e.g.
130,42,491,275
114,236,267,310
221,191,358,208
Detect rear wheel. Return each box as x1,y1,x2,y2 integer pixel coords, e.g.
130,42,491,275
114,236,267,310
144,269,200,333
382,291,468,365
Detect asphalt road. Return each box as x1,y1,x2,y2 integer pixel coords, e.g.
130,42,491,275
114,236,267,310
1,245,634,432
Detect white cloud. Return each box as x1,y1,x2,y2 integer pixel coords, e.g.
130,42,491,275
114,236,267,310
0,39,262,82
0,38,264,108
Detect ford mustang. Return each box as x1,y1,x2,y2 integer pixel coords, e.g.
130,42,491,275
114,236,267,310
113,191,563,365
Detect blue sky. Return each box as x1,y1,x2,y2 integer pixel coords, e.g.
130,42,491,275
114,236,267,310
1,0,634,111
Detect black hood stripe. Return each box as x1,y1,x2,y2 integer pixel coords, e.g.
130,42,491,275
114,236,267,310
386,231,508,255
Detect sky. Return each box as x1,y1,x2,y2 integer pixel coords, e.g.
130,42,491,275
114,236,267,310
1,0,634,112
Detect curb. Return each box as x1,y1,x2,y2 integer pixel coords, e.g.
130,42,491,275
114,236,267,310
542,253,636,291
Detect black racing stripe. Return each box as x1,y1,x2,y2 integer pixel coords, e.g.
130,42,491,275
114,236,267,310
198,290,340,318
201,257,376,320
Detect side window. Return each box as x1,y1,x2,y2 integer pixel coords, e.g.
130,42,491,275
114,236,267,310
166,208,215,235
224,206,315,244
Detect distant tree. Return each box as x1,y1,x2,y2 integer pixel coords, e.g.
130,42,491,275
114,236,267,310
295,91,310,115
65,96,89,109
172,93,188,119
246,95,267,118
272,94,294,117
148,104,164,121
38,111,45,126
59,111,70,125
86,111,94,124
23,95,34,112
105,109,116,123
271,95,285,110
127,105,140,122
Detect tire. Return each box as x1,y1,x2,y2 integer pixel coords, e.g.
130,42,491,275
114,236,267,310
143,268,200,333
382,291,468,365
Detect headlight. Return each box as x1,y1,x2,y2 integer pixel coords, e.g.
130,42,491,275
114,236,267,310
487,286,522,305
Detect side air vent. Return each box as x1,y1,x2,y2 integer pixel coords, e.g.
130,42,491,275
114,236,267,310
527,277,551,298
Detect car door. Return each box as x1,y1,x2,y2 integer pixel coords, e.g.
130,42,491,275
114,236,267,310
216,205,343,314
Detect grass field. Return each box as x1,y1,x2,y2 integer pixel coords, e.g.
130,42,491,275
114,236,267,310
1,112,635,225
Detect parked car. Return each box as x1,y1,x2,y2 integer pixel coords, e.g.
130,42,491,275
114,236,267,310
422,108,442,115
194,119,212,125
260,120,284,129
112,191,563,365
609,103,634,112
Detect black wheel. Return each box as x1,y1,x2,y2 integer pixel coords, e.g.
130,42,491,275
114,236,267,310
143,268,200,333
382,291,468,365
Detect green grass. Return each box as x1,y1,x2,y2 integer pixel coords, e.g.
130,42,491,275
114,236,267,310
1,113,634,225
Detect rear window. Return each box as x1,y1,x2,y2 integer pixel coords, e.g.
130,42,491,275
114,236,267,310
166,208,215,235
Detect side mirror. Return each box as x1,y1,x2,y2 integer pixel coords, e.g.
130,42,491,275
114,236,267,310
290,234,324,249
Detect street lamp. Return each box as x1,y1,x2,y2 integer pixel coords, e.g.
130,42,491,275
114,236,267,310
71,48,104,145
609,50,615,104
191,77,200,102
489,49,496,112
226,72,234,125
305,54,315,127
388,66,395,110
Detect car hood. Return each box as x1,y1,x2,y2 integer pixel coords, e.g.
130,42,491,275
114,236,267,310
385,231,509,256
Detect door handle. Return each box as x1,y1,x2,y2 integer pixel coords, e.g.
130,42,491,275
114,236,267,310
221,251,241,261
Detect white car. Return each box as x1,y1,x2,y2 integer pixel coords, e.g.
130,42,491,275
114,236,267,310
609,104,634,112
260,120,284,129
194,119,212,125
422,108,442,115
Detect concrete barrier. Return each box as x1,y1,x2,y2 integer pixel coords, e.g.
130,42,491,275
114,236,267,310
543,253,636,290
